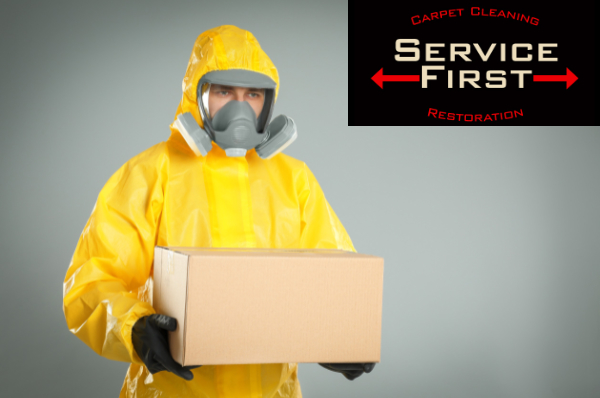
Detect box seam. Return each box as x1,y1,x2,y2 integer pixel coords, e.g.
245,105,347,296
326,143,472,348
182,254,190,366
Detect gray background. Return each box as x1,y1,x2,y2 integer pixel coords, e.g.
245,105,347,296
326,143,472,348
1,0,599,397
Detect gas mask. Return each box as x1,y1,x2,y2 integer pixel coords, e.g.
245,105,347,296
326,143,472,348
174,70,297,159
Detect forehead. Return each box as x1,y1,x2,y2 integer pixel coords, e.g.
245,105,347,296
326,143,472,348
210,84,265,92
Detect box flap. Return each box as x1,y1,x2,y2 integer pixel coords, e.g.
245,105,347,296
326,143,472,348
165,246,378,259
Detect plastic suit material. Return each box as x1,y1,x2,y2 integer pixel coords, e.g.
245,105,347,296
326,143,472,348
318,363,376,381
132,314,200,380
63,25,357,398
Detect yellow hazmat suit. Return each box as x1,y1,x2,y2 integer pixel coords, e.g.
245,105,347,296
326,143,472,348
63,25,355,398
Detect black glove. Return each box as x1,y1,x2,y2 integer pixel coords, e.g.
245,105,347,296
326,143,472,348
132,314,201,380
318,362,376,381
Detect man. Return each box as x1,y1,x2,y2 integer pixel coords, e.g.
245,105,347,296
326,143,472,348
63,25,374,398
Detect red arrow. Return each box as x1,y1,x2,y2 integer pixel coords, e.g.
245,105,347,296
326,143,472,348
372,68,420,89
533,68,578,89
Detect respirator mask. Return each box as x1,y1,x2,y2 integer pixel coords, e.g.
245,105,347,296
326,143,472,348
174,70,297,159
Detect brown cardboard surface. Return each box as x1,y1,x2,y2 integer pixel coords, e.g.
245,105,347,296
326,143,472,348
153,247,189,364
153,247,384,366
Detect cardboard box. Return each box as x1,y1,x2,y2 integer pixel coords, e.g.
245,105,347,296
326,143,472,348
152,247,384,366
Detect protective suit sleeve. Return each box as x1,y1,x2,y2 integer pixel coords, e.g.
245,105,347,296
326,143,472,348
298,164,356,252
63,146,166,364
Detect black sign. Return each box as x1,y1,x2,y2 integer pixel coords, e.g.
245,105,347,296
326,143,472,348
349,1,597,125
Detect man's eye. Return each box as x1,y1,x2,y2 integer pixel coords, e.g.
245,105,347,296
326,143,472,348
218,91,229,96
248,93,261,98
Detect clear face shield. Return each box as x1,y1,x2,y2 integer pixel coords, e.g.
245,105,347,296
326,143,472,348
198,70,276,135
175,70,297,159
199,83,268,131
